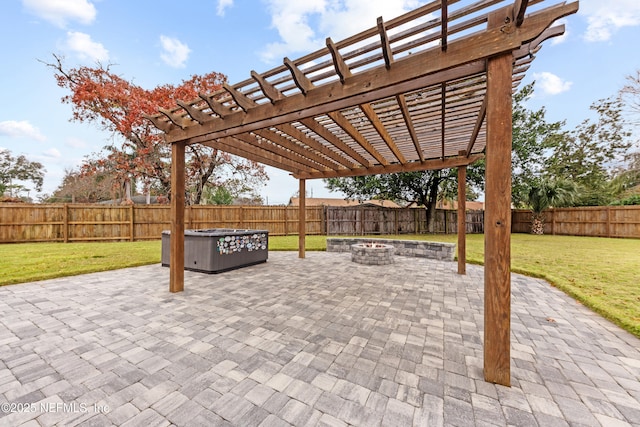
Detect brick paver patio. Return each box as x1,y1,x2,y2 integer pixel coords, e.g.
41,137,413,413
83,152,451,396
1,251,639,426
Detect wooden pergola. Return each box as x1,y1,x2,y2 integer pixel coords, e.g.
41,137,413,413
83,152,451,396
147,0,578,386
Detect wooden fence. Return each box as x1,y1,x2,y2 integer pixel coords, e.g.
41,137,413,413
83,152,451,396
325,206,484,235
2,204,639,243
512,206,640,238
0,204,324,243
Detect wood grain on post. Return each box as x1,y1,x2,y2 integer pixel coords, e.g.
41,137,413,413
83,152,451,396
170,141,185,293
457,164,467,275
298,179,306,258
484,51,513,386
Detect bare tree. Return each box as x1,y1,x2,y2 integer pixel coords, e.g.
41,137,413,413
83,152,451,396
620,69,640,126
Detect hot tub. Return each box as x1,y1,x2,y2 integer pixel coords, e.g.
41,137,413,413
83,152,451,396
162,228,268,274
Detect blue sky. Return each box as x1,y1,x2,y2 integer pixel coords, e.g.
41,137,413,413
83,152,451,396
1,0,639,204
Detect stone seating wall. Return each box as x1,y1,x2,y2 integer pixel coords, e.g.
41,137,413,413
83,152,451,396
326,237,455,261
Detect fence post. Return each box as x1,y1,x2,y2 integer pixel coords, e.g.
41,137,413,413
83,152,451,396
129,205,134,241
551,208,556,235
63,204,69,243
444,210,448,234
395,209,399,234
606,207,611,238
325,207,329,236
239,206,244,229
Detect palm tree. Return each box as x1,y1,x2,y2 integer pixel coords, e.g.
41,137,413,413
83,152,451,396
526,178,578,234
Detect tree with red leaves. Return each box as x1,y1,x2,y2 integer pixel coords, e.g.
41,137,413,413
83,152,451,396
44,54,267,204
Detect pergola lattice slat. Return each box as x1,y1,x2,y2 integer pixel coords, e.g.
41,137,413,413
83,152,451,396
149,0,579,386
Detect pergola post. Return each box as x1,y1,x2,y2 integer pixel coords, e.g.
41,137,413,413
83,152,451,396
298,179,306,258
170,141,185,293
484,51,513,386
457,164,467,275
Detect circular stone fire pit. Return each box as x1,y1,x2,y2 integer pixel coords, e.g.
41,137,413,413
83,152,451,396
351,242,395,265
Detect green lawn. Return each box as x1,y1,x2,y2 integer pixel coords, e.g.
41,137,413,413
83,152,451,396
0,241,161,286
1,234,638,338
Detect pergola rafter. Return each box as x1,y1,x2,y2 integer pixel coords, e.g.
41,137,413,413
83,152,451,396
201,136,304,174
148,0,578,386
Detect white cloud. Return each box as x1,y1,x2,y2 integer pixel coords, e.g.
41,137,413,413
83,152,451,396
260,0,421,64
319,0,422,40
43,148,62,158
217,0,234,16
23,0,96,28
0,120,46,141
580,0,640,42
64,31,109,62
260,0,326,64
533,72,573,95
159,36,191,68
66,137,87,149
